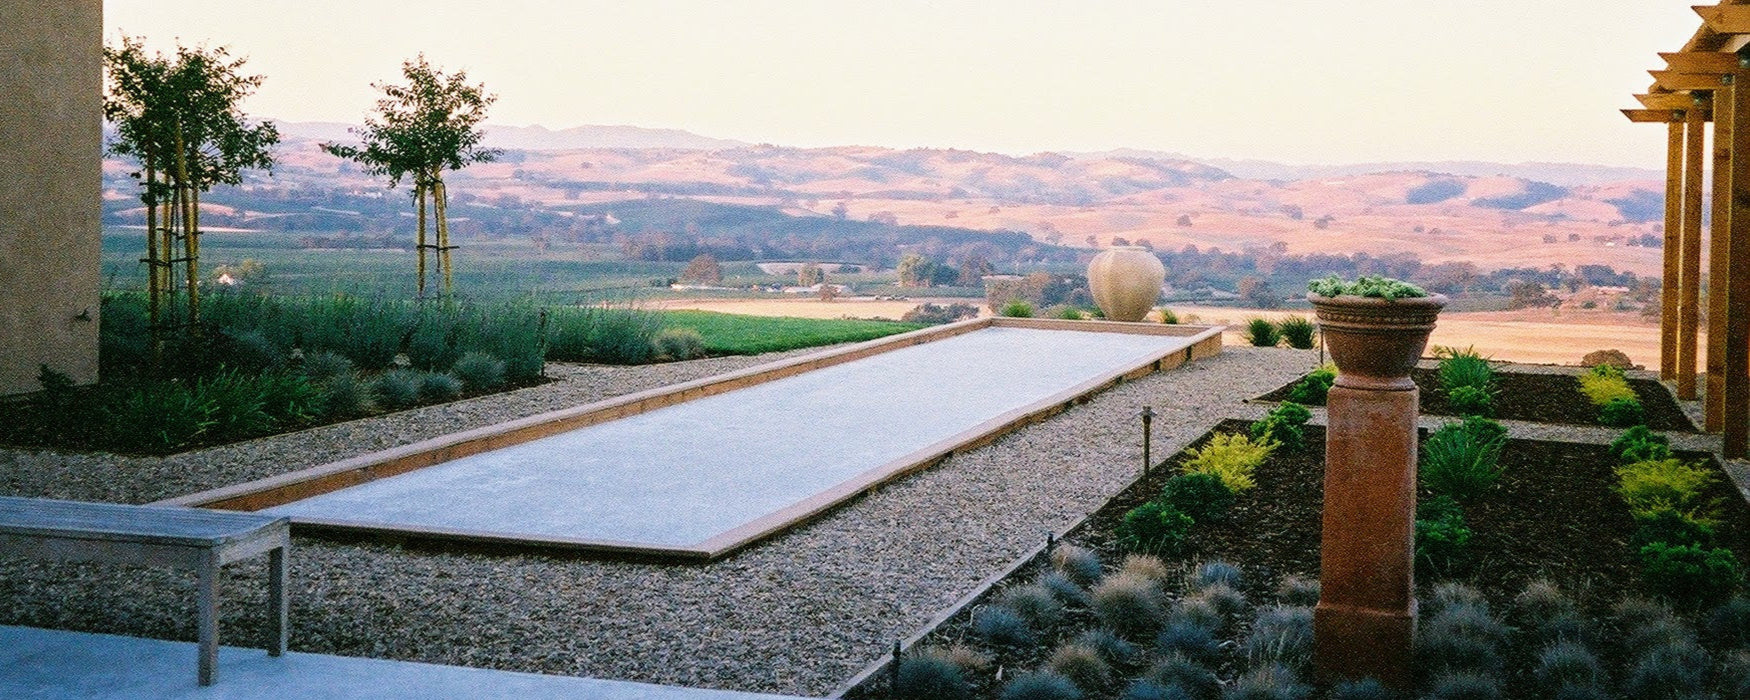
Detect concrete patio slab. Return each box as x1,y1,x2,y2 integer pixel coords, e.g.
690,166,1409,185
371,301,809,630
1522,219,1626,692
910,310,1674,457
264,326,1203,553
0,625,815,699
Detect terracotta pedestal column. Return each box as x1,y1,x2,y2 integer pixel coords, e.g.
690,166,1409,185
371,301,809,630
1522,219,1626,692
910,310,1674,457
1307,293,1446,689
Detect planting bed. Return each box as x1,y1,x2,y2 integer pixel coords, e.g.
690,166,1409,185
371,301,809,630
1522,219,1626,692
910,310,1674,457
847,420,1750,699
1259,368,1697,432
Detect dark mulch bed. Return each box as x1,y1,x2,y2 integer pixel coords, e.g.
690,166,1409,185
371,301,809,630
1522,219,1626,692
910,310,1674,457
849,421,1750,699
1257,368,1698,432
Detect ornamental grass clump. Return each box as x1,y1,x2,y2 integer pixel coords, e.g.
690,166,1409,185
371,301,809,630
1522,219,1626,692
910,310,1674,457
1092,574,1166,641
651,327,706,361
1285,364,1335,405
1244,605,1314,668
893,653,973,700
1141,653,1219,699
1420,418,1506,502
1000,300,1036,318
1041,571,1092,608
1224,663,1310,700
1422,670,1502,700
1158,307,1181,324
451,351,507,392
1307,274,1428,300
1250,402,1310,451
1275,576,1320,607
1155,618,1220,664
373,369,423,409
1328,678,1392,700
1052,545,1105,587
1071,628,1140,667
1706,597,1750,649
1436,346,1496,417
1532,640,1606,696
1181,433,1273,492
1276,316,1316,349
1416,603,1510,679
1119,680,1195,700
1622,639,1709,700
1245,318,1281,347
1000,670,1083,700
418,371,463,402
1000,582,1066,631
1190,560,1244,591
1047,643,1114,693
973,605,1036,649
1119,554,1170,585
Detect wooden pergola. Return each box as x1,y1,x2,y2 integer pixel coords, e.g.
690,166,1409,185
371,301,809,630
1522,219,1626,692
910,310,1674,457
1624,2,1750,458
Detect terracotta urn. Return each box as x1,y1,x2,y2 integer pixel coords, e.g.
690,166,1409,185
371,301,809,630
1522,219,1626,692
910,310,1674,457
1307,293,1448,390
1087,247,1166,322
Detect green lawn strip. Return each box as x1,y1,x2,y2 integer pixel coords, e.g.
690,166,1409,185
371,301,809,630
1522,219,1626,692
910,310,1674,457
658,310,924,355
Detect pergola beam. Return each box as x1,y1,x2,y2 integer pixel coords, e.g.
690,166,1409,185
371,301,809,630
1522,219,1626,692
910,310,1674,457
1664,51,1744,73
1696,5,1750,34
1651,70,1731,91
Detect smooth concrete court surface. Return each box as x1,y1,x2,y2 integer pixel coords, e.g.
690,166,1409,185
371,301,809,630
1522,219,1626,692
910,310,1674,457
266,326,1200,549
0,626,814,699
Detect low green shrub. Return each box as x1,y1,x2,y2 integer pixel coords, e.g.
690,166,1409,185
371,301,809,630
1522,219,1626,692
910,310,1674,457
651,327,706,361
1245,318,1281,347
1611,425,1672,463
1118,502,1194,557
1631,509,1716,549
1000,300,1035,318
901,302,980,325
1054,306,1086,321
451,351,507,392
1446,385,1495,418
1420,419,1507,501
1160,472,1235,523
1615,458,1717,519
1157,307,1180,324
1276,316,1316,349
1577,370,1636,406
1285,364,1335,405
1181,433,1273,492
1417,496,1473,579
1250,402,1311,451
1639,542,1742,605
1599,397,1646,427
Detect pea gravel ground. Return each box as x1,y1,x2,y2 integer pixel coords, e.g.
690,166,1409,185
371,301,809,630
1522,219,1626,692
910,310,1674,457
0,345,1320,696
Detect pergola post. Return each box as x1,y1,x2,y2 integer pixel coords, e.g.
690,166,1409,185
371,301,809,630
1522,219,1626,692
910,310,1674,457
1680,104,1706,400
1662,117,1683,381
1708,78,1732,434
1726,68,1750,458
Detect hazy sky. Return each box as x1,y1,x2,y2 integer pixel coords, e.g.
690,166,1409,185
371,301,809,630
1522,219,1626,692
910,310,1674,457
105,1,1700,167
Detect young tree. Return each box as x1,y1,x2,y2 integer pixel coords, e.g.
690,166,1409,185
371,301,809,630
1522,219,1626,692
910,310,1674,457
679,253,722,285
105,35,278,334
797,262,823,287
324,55,498,297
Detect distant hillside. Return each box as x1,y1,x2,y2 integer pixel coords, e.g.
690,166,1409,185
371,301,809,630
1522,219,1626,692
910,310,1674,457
1080,149,1662,187
274,121,748,150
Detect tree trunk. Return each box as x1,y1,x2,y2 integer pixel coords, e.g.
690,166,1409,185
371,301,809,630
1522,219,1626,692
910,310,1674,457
175,123,199,327
416,182,428,298
435,175,453,296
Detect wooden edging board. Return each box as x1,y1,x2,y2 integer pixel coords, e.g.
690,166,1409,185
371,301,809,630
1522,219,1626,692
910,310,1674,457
156,317,1224,561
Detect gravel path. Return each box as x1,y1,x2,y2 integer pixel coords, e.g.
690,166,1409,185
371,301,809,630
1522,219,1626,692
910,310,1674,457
0,343,1311,696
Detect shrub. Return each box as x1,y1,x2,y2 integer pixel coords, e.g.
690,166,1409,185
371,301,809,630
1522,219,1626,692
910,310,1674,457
1611,425,1672,463
1276,575,1321,607
451,351,507,392
1000,671,1082,700
102,381,217,453
418,371,463,402
1621,640,1708,700
1245,318,1281,347
255,372,322,427
1706,597,1750,649
1416,496,1472,578
1456,414,1507,445
1158,307,1180,325
1577,371,1636,407
1142,653,1219,699
1599,397,1646,427
545,304,665,365
1639,541,1742,605
1054,306,1086,321
1532,640,1604,693
1048,643,1113,692
1422,670,1502,700
1250,402,1310,451
1285,364,1335,405
1119,502,1194,557
373,369,424,409
893,654,972,700
1420,420,1506,501
1155,619,1220,664
1160,473,1235,523
1276,316,1316,349
1092,574,1166,641
1445,385,1494,418
901,302,980,325
1631,508,1715,549
1223,663,1309,700
1190,560,1243,591
973,605,1036,648
1307,274,1428,300
1615,458,1717,518
1052,545,1104,587
1000,583,1066,631
651,327,706,361
1329,678,1393,700
1244,605,1314,668
1435,346,1494,391
1181,433,1273,492
1000,300,1035,318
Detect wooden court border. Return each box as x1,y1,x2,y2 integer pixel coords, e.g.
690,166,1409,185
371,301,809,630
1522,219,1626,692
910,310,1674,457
157,317,1223,561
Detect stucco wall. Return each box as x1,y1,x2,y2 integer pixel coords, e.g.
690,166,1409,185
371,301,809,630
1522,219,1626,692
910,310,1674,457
0,0,103,395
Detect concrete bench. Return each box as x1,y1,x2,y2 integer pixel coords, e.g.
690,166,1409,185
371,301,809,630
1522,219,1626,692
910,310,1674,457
0,496,290,686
